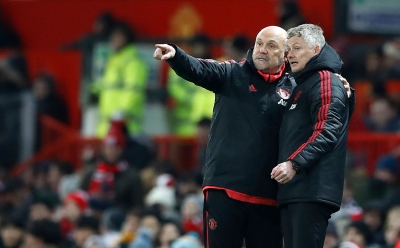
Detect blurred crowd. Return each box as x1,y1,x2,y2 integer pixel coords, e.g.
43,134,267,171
0,1,399,248
0,118,208,248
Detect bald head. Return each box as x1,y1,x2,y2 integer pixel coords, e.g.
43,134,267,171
252,26,287,74
256,26,287,43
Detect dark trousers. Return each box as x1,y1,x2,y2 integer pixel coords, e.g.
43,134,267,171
280,202,336,248
203,189,282,248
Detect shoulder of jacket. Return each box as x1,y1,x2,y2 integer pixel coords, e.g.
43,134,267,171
307,70,338,85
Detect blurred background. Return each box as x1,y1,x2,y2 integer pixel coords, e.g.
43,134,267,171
0,0,399,247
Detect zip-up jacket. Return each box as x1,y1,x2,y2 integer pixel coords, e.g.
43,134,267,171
278,44,352,210
167,45,296,204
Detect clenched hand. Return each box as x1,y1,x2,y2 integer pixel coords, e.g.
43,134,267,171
271,161,296,184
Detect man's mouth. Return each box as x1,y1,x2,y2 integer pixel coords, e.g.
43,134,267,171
257,58,268,62
290,62,298,66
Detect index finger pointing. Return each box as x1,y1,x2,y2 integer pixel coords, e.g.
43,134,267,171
155,44,170,50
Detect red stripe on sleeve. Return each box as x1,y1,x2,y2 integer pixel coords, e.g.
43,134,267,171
288,70,332,161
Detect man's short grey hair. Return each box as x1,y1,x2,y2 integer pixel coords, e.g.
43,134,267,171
287,24,326,49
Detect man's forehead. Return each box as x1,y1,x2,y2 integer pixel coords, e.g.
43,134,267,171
256,32,284,44
287,36,306,45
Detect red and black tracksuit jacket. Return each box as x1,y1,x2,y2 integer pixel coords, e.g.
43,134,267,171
278,43,355,210
167,45,296,205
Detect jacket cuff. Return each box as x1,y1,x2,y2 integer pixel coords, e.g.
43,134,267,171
290,154,309,170
166,44,185,64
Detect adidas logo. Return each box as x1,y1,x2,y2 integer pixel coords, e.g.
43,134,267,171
249,84,257,92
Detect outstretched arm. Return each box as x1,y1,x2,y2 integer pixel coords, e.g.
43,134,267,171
153,44,229,93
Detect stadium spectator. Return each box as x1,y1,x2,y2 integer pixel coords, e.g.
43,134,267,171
362,200,386,246
32,73,69,151
32,73,69,124
94,21,148,137
27,163,61,217
61,12,115,102
81,127,144,210
129,228,153,248
384,206,400,248
166,33,214,136
331,180,363,224
0,177,32,223
72,215,101,248
362,47,386,97
59,190,90,238
23,219,62,248
382,38,400,80
140,159,177,195
109,115,155,171
343,221,379,248
330,37,357,85
61,12,115,139
0,218,25,248
138,206,161,245
368,154,399,201
145,174,179,222
324,221,339,248
221,34,250,62
176,171,203,209
112,208,142,248
155,220,183,248
180,194,202,238
47,161,79,199
99,207,125,247
364,97,400,132
276,0,306,31
29,197,56,221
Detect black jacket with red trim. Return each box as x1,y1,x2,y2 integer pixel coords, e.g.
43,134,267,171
167,45,296,202
278,44,352,210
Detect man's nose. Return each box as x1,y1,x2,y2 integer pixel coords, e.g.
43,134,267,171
259,46,268,54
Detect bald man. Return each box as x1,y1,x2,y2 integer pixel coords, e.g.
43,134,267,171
154,26,292,248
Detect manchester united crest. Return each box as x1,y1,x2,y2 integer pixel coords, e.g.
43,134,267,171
276,88,291,100
209,218,217,230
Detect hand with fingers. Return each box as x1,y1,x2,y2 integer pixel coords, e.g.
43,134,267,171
153,44,176,60
334,73,351,98
271,161,296,184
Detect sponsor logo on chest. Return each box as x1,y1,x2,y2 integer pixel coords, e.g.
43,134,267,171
278,99,287,106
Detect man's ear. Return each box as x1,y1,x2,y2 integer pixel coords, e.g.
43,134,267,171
314,45,321,55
